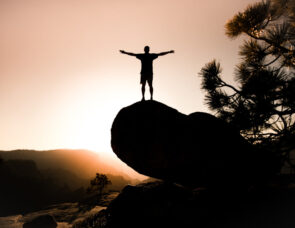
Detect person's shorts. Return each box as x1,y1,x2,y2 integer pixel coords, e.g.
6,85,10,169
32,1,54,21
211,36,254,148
140,73,153,84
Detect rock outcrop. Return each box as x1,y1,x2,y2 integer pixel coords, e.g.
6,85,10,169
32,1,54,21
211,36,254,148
102,181,295,228
105,181,199,228
111,100,261,188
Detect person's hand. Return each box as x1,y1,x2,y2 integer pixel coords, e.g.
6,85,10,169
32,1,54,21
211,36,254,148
120,50,125,54
170,50,175,54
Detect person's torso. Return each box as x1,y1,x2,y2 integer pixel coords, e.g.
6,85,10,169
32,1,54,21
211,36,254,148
137,54,158,74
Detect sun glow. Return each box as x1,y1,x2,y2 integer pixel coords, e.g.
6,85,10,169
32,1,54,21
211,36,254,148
0,0,258,158
57,72,139,155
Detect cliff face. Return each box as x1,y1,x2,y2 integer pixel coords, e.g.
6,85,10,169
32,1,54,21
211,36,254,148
111,100,259,188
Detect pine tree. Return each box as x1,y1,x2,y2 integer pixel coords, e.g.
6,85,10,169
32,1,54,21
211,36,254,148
199,0,295,173
87,173,111,197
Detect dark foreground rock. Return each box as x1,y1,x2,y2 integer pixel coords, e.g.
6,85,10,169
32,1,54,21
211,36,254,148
23,214,57,228
111,100,268,188
100,181,295,228
105,181,196,228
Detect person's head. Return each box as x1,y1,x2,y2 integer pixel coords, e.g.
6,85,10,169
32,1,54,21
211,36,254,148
144,46,150,53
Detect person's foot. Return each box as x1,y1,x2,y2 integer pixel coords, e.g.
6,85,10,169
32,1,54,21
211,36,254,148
141,97,145,102
150,97,153,100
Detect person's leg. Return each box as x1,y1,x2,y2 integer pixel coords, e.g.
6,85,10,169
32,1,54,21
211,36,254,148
148,79,153,100
141,81,146,101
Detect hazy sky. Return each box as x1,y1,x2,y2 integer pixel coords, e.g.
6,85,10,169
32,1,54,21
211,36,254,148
0,0,258,163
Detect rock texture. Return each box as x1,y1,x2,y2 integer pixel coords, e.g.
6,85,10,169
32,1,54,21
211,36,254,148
103,181,295,228
105,181,199,228
111,100,260,188
23,214,57,228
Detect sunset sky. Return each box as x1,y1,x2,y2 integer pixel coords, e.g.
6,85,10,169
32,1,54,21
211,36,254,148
0,0,258,174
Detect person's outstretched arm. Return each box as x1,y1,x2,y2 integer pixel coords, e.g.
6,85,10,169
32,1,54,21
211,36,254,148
157,50,175,56
120,50,137,56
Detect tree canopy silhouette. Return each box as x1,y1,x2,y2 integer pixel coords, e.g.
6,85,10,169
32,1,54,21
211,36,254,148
87,173,112,197
199,0,295,173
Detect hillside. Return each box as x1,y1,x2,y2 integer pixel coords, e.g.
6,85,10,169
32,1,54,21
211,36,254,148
0,149,138,183
0,149,141,216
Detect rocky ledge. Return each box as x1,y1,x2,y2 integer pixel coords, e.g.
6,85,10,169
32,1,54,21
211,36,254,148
111,100,271,189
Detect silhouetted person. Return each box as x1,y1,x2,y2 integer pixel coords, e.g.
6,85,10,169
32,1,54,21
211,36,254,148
120,46,174,101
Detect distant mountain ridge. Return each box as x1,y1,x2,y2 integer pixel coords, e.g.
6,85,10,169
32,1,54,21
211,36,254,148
0,149,135,182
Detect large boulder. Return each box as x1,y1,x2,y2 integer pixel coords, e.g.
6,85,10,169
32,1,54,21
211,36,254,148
111,100,261,188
